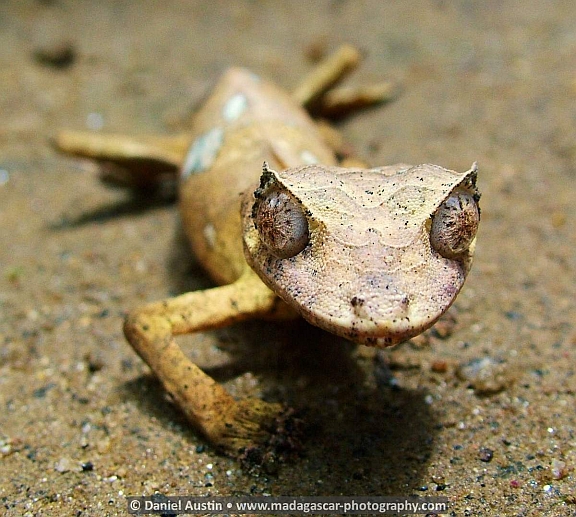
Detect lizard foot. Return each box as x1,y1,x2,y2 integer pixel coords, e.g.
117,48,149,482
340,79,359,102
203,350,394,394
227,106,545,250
211,398,303,473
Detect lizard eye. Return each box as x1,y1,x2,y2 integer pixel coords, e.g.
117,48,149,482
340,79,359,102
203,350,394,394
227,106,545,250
254,187,309,259
430,188,479,259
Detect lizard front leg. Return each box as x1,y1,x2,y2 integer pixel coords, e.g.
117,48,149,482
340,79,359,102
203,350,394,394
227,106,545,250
123,268,298,456
55,125,298,455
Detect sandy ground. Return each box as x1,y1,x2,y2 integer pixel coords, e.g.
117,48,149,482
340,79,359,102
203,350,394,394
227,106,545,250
1,1,575,515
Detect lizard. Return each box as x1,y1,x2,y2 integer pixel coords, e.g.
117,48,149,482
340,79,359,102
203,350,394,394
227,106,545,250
55,45,480,461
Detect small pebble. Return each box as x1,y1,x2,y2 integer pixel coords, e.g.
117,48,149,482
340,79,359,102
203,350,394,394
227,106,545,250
96,438,111,454
431,313,456,338
33,383,55,399
387,351,421,370
551,459,567,480
431,473,445,485
456,357,512,395
408,333,430,347
431,359,448,373
478,446,494,462
81,461,94,472
505,310,522,321
34,40,75,69
85,351,105,373
55,457,73,473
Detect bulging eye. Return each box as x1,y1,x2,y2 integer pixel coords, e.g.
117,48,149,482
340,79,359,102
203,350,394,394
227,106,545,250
254,187,309,259
430,188,479,259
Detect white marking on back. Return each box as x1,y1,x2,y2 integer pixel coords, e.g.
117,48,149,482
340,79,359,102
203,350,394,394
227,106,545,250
222,93,248,122
203,223,217,249
181,127,224,179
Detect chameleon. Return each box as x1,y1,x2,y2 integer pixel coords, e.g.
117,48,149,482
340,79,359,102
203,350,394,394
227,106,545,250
55,45,480,460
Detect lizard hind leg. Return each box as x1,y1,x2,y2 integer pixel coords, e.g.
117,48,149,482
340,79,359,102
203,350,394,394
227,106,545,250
123,269,300,459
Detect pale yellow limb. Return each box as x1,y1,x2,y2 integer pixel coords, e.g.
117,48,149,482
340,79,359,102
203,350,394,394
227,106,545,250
316,81,397,118
53,131,190,188
123,268,297,454
292,43,361,108
55,130,189,166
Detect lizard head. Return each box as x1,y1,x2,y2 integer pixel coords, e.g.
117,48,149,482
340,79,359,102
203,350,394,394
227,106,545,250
242,162,480,347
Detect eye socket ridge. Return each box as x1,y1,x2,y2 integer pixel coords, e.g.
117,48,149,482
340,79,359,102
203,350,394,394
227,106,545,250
429,187,479,259
253,186,310,259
